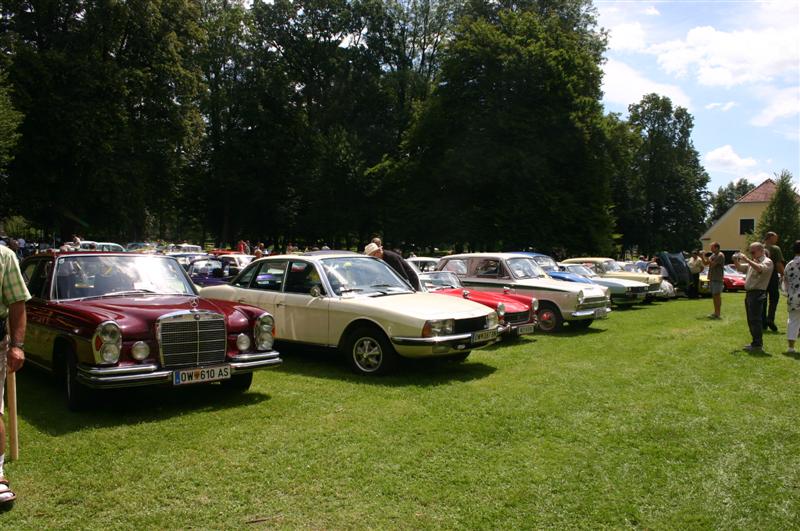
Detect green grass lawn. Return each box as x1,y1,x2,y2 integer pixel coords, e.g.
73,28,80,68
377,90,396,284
2,293,799,529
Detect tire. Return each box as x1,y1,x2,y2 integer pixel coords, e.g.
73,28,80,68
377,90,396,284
570,319,593,329
343,326,398,375
220,372,253,392
62,351,92,411
537,304,563,332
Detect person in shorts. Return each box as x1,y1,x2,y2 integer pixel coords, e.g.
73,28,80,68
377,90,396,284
703,242,725,318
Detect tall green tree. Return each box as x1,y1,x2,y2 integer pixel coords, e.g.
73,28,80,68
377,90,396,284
707,178,755,224
754,171,800,253
0,69,22,218
627,93,709,252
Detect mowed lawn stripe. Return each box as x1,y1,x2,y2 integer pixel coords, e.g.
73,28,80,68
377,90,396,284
2,293,798,528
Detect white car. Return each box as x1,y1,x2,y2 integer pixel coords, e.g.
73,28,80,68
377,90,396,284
407,256,440,272
437,253,611,332
559,263,648,305
200,252,501,374
78,241,126,252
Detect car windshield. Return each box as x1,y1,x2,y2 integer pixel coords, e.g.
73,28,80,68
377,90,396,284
507,258,546,279
566,264,596,277
54,255,196,300
530,255,558,272
419,271,462,291
724,265,741,275
190,259,223,275
601,260,623,273
321,256,413,296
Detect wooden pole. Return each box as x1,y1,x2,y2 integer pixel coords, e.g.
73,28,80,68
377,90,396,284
6,370,18,461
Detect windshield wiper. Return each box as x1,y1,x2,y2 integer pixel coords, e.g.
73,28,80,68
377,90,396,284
339,287,363,294
97,289,159,297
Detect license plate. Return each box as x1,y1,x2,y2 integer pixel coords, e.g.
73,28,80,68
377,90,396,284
472,329,498,343
516,324,537,335
594,308,609,319
173,365,231,386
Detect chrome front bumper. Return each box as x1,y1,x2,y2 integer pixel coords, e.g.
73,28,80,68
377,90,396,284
391,328,500,356
570,307,611,319
76,350,282,389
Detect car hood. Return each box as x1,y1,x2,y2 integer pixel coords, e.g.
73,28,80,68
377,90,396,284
432,288,530,312
340,292,492,319
55,295,253,337
506,277,607,297
603,271,662,285
591,278,649,288
547,272,595,284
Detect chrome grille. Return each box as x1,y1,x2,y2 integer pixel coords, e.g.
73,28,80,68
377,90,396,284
580,297,608,309
454,316,488,334
158,312,227,369
504,311,530,325
630,286,647,294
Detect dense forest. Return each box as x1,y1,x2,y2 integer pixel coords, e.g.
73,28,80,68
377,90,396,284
0,0,712,254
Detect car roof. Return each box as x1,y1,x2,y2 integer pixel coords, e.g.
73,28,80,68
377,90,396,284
441,252,536,260
257,252,371,262
562,257,613,263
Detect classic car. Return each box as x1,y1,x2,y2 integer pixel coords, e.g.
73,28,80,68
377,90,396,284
407,257,440,272
217,254,256,276
558,263,648,305
188,257,233,287
168,252,212,269
561,257,663,301
698,266,746,295
200,253,501,375
418,271,538,337
520,252,594,284
20,252,282,410
125,242,157,253
436,253,610,332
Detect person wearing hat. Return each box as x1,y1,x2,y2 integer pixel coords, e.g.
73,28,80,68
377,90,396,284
687,250,704,298
364,242,421,291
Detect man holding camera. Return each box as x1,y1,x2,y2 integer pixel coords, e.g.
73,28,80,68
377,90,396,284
735,242,774,352
703,242,725,318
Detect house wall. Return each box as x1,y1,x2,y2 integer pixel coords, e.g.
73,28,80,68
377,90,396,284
701,202,767,252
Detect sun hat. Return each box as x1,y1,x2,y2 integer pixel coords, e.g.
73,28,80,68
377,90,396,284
364,242,381,255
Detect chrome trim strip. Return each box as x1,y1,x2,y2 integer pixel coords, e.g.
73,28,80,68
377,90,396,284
76,370,173,389
570,309,611,318
78,363,159,376
230,357,283,373
391,327,499,346
228,351,281,363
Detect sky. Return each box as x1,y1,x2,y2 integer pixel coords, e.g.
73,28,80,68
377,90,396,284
595,0,800,193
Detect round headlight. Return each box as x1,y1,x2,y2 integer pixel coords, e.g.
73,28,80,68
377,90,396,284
100,343,120,364
496,302,506,317
99,322,121,344
531,297,539,311
236,333,251,352
131,341,150,361
257,313,274,333
256,334,274,351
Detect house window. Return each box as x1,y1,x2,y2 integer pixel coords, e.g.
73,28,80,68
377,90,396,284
739,219,755,235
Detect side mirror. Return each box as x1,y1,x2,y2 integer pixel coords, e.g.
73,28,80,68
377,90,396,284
310,285,322,298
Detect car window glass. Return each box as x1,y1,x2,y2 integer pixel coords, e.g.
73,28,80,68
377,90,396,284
284,261,325,295
441,259,467,275
21,260,38,283
252,261,288,291
232,262,259,287
474,259,502,278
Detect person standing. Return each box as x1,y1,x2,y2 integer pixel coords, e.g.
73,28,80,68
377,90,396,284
364,242,421,291
687,250,704,298
0,243,31,506
762,231,784,331
782,240,800,353
703,242,725,319
735,242,774,352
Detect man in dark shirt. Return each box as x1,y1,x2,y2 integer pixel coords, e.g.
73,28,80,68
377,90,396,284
364,243,421,291
762,231,785,331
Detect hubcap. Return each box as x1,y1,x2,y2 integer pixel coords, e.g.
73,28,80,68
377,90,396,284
539,310,556,331
353,337,383,373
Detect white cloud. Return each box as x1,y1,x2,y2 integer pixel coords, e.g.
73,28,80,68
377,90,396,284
602,59,692,109
751,86,800,127
705,101,737,112
608,22,647,52
643,6,660,16
704,145,758,174
651,23,799,88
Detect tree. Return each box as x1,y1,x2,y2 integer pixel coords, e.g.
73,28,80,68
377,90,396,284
754,171,800,254
627,93,709,253
0,69,22,218
708,178,755,224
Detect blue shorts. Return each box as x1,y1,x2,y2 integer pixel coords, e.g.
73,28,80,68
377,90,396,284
711,280,724,295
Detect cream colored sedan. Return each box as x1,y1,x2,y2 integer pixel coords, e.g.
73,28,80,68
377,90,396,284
200,253,500,375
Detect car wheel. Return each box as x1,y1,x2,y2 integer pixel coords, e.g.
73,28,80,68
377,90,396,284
570,319,593,329
344,326,398,375
62,352,92,411
537,304,563,332
220,372,253,392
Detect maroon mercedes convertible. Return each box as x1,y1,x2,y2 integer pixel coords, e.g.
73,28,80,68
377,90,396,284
20,252,282,409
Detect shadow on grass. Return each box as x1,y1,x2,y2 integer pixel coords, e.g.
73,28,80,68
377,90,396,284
274,343,496,387
541,326,608,339
16,368,271,436
781,350,800,360
728,348,772,357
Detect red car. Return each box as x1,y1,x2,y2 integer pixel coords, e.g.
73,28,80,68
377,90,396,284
20,252,282,409
723,265,746,291
419,271,538,337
